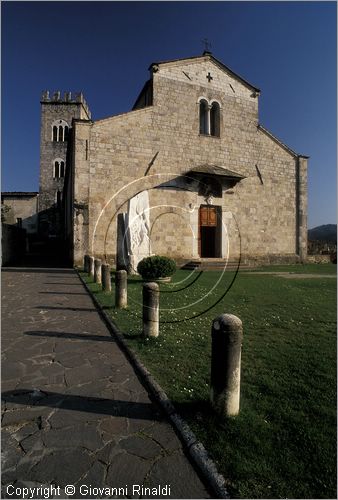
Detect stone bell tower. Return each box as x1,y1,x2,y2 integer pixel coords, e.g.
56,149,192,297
38,90,91,236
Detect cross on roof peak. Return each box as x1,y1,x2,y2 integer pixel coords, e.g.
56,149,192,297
202,38,212,53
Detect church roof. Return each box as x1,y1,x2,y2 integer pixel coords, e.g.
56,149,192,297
258,125,309,159
149,52,260,94
1,192,38,197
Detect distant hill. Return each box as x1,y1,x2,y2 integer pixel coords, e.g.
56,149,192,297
308,224,337,243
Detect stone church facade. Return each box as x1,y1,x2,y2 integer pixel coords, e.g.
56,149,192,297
39,52,308,267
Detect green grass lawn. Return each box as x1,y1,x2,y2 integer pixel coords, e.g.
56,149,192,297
244,263,337,274
82,265,336,499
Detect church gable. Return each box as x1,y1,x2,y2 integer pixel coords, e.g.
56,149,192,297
151,54,259,100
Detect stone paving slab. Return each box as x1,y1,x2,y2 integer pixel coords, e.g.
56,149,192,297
1,268,211,499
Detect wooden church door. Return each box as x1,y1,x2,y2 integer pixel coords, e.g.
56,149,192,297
198,205,221,258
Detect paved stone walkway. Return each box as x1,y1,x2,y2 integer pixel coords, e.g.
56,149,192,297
2,268,211,499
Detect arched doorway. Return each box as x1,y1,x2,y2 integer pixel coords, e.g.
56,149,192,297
198,205,222,258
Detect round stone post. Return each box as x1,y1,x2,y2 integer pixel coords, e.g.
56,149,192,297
102,264,111,292
94,259,102,285
210,314,243,417
143,282,159,338
84,254,89,273
89,256,95,278
115,270,127,308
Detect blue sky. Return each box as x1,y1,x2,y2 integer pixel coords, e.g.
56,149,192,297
2,1,337,228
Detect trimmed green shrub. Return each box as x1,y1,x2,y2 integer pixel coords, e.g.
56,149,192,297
137,255,176,279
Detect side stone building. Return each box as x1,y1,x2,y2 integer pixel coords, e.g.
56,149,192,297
39,51,308,267
1,192,39,234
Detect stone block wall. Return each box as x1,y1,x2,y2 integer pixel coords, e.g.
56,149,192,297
70,54,307,266
1,194,38,234
39,92,91,236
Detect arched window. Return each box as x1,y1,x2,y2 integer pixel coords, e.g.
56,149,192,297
54,161,60,178
51,120,69,142
198,98,221,137
210,102,220,137
56,190,62,206
199,99,209,135
58,126,64,142
53,159,65,179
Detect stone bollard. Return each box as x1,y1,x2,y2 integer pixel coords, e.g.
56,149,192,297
115,270,127,308
84,254,89,273
210,314,243,417
94,259,102,285
143,282,159,338
102,264,111,292
89,256,95,278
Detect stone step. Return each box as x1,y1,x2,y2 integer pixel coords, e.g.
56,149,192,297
180,259,252,271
